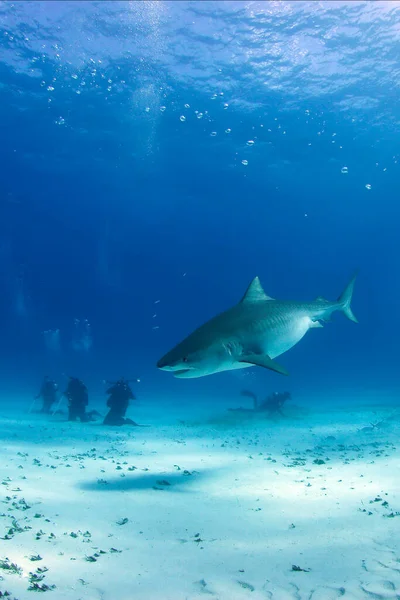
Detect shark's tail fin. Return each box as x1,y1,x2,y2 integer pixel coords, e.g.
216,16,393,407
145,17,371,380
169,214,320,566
337,272,358,323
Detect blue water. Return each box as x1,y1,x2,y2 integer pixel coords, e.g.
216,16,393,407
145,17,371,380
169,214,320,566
2,5,400,600
0,0,399,406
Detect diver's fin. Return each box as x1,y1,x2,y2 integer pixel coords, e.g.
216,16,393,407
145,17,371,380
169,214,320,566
310,320,323,328
337,271,358,323
241,277,274,303
239,353,289,376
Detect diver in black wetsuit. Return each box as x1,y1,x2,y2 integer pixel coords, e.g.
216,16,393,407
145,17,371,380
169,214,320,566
36,376,58,414
230,390,292,416
64,377,90,422
261,391,291,416
103,378,137,426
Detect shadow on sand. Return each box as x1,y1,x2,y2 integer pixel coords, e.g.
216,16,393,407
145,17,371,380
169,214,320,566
78,469,213,493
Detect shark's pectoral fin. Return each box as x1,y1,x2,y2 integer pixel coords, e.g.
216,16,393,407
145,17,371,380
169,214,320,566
239,353,289,376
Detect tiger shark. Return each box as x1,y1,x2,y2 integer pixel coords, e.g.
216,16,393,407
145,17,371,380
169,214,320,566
157,273,358,378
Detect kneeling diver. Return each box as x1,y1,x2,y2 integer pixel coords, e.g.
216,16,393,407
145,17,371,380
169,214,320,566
64,376,90,422
103,378,138,426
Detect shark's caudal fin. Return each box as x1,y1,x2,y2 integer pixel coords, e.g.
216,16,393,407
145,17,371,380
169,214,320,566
337,272,358,323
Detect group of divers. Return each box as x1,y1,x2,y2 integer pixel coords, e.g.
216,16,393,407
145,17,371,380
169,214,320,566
34,376,138,426
34,375,293,426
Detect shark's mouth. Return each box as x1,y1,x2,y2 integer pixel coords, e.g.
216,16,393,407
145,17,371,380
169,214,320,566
173,368,196,378
156,360,197,377
173,369,190,376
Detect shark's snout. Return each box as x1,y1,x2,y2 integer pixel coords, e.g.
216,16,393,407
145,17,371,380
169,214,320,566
156,356,170,370
156,355,187,372
157,354,196,377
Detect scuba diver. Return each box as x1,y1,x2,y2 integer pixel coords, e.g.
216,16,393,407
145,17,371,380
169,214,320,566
229,390,292,417
64,376,90,422
35,376,58,414
261,391,291,416
103,378,137,426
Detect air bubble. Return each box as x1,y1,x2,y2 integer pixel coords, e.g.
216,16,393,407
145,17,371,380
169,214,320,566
246,140,255,146
47,86,54,91
160,106,166,112
180,115,186,122
223,103,229,109
341,166,348,174
197,113,203,119
184,103,190,108
145,107,150,113
72,74,78,80
225,128,231,134
210,131,217,137
241,160,248,166
365,184,372,190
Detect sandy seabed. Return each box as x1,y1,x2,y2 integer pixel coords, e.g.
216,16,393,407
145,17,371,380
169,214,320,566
0,400,399,600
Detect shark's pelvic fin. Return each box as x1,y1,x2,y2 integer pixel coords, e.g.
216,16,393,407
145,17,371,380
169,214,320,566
239,353,289,376
337,271,358,323
310,320,323,328
241,277,274,303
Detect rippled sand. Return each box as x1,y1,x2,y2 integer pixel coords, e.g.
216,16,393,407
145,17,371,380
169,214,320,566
0,401,399,599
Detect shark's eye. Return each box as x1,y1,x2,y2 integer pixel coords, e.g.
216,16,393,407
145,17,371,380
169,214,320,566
182,357,188,363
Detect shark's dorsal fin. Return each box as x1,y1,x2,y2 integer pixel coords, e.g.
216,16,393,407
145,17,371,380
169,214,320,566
315,295,327,302
241,277,274,303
